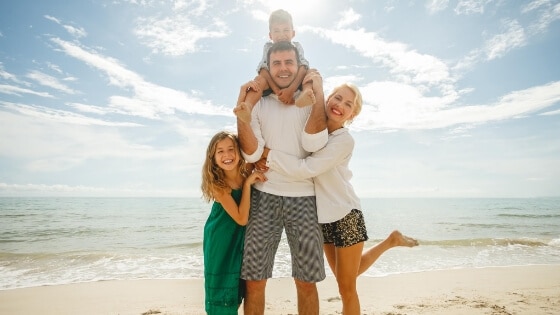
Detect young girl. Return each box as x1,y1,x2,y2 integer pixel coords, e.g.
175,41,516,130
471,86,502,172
258,76,419,315
201,131,266,315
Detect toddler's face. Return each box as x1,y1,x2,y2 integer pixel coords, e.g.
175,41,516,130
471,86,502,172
269,22,295,43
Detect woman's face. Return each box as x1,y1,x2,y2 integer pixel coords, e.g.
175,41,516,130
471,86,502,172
326,86,356,126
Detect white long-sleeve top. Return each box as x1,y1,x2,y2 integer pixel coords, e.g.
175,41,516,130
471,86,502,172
266,127,361,223
241,94,328,197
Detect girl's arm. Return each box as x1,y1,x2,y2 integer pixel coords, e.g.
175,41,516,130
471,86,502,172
237,170,266,225
213,171,266,226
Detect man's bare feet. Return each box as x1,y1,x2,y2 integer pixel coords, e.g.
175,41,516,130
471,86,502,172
295,89,316,107
389,230,419,247
233,102,252,124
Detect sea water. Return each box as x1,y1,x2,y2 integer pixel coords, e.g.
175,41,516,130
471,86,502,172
1,197,559,290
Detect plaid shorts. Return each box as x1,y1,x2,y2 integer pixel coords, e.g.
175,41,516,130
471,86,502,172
321,209,369,247
241,189,325,283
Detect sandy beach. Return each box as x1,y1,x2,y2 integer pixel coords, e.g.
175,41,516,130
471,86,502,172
1,264,559,315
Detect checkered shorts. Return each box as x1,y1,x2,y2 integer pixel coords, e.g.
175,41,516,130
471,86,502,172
321,209,369,247
241,189,325,282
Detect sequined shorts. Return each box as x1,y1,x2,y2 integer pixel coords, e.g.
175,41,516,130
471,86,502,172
321,209,369,248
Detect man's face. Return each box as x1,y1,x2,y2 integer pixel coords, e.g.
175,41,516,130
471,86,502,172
268,49,298,89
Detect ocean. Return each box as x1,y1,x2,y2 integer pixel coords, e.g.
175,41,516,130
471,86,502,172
1,197,559,290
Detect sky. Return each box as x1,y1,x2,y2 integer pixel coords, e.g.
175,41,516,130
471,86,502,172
0,0,559,198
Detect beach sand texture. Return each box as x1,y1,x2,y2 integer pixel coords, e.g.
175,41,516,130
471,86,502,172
1,265,559,315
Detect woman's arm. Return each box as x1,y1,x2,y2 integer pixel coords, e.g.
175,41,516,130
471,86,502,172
266,133,354,180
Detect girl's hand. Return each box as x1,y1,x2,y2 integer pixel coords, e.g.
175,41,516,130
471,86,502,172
245,169,267,186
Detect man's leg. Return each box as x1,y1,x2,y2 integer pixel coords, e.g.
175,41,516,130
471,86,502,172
284,196,325,315
295,279,319,315
244,279,267,315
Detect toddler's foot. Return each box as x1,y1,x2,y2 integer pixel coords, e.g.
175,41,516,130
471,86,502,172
233,102,252,123
295,89,316,107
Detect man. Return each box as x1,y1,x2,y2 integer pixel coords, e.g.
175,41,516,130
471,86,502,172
236,41,327,315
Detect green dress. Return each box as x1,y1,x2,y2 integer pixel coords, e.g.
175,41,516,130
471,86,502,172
203,189,245,314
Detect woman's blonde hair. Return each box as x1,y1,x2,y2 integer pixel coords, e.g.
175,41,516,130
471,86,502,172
326,83,363,126
200,131,248,202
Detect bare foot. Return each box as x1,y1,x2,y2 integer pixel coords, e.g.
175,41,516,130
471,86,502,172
389,230,419,247
233,102,252,123
295,89,315,107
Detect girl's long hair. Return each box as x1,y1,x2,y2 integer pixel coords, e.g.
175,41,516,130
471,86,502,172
201,131,248,202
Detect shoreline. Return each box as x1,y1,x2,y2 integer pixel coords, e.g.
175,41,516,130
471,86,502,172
1,264,559,314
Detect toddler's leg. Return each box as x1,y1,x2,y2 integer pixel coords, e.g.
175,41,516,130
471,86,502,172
295,81,315,107
233,76,268,123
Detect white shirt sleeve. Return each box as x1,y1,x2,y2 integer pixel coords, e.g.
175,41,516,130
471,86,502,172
302,128,328,153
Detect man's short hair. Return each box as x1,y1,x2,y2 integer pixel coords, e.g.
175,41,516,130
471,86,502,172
266,41,300,67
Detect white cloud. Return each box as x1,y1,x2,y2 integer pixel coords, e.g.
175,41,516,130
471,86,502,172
1,102,140,127
426,0,450,14
527,1,560,34
134,14,229,56
455,19,528,70
307,27,456,97
455,0,492,15
352,81,560,131
0,63,29,86
540,108,560,116
50,37,230,119
68,102,131,115
484,19,527,60
522,0,552,13
44,15,87,38
0,84,54,98
26,70,78,94
336,8,361,29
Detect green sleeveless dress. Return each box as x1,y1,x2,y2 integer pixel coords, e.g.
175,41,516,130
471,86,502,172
203,189,245,314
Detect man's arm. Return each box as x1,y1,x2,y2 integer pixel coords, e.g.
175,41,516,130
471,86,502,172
237,117,258,156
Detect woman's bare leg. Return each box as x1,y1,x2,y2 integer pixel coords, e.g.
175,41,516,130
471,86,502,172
358,230,418,275
335,242,364,315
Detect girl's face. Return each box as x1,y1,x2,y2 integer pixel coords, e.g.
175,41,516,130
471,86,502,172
326,86,357,126
214,137,240,172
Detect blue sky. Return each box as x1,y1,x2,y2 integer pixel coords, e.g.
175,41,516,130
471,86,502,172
0,0,559,198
